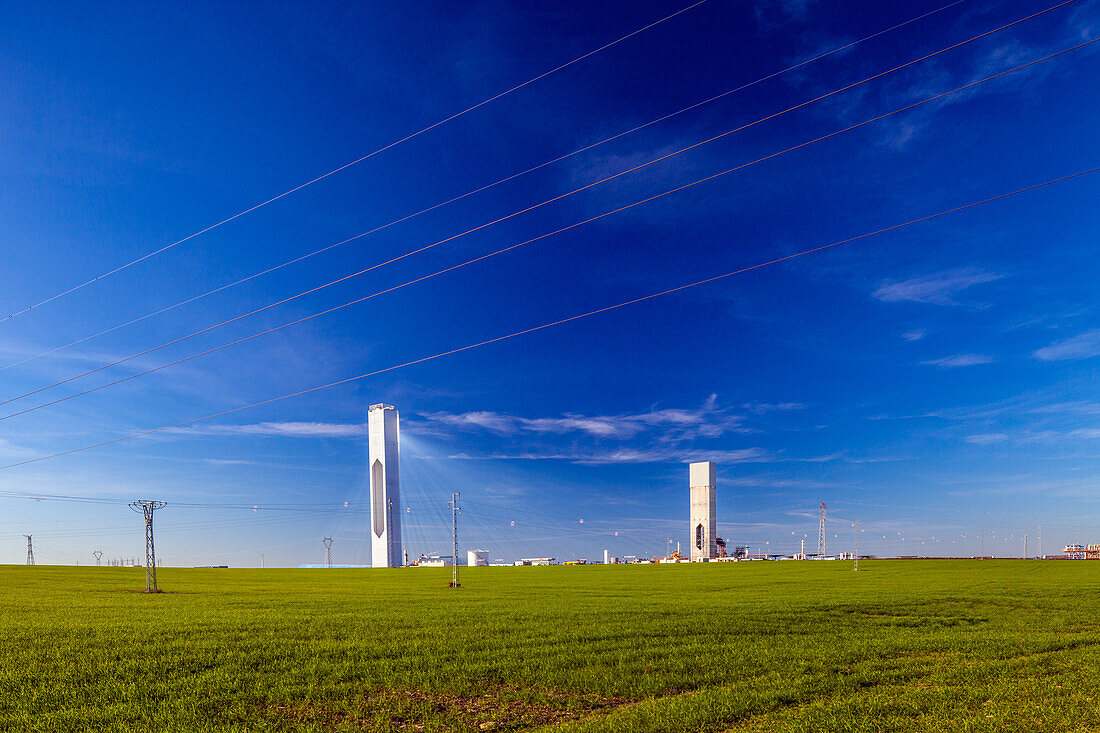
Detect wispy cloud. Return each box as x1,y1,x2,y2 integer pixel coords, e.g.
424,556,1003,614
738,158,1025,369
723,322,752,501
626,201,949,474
964,433,1009,445
0,437,37,459
921,354,993,368
174,422,365,438
755,0,818,28
901,329,928,341
741,401,806,414
449,446,774,465
418,394,750,441
873,268,1002,305
1033,329,1100,361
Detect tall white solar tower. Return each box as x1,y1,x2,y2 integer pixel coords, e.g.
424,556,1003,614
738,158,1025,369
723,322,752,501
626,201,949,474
689,462,717,561
368,404,402,567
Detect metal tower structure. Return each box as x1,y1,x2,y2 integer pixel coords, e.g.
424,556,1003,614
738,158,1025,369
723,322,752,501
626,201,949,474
24,535,34,565
817,502,827,557
853,521,860,572
323,537,333,568
128,500,166,592
93,550,103,566
449,493,461,588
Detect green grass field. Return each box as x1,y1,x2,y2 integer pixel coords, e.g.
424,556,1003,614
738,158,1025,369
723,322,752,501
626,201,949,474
2,560,1099,732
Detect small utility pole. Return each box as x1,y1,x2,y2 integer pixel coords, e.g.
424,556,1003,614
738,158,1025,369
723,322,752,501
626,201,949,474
1038,525,1042,560
1024,534,1029,560
24,535,34,566
260,553,265,569
93,550,103,566
449,492,461,587
980,526,984,557
128,500,167,592
323,537,333,568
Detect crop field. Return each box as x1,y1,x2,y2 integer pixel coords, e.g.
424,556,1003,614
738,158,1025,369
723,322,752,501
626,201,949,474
2,560,1099,732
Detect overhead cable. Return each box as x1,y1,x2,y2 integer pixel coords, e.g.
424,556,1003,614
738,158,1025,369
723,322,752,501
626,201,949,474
0,0,969,374
1,37,1092,422
1,1,708,324
0,1,1068,409
1,162,1094,472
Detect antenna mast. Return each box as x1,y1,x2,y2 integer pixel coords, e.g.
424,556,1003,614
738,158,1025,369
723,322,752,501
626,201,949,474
128,500,167,592
24,535,34,566
817,502,827,557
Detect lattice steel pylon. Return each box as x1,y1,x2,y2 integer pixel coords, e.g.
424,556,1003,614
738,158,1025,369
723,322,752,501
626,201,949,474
25,535,34,565
817,502,827,557
323,537,333,568
129,500,167,592
93,550,103,566
449,493,461,588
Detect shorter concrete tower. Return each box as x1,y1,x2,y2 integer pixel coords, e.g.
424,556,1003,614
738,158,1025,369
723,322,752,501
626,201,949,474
689,461,717,561
369,404,402,567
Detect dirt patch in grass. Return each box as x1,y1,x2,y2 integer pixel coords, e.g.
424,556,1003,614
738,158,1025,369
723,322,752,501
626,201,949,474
265,685,634,731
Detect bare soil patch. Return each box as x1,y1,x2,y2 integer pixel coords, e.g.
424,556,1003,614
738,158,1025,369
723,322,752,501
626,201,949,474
265,685,634,731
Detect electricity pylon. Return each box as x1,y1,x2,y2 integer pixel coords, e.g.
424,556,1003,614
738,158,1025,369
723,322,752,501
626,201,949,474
24,535,34,565
323,537,333,568
853,521,860,572
129,500,166,592
449,493,461,588
93,550,103,566
817,502,827,557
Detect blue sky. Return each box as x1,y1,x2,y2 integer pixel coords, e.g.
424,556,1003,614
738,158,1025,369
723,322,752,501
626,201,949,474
1,0,1098,566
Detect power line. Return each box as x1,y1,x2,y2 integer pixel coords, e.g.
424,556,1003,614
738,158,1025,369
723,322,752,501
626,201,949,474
1,36,1093,423
0,1,708,325
0,0,969,375
1,163,1094,473
1,4,1071,411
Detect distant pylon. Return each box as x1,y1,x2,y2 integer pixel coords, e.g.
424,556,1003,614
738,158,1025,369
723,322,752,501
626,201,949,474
817,502,827,557
853,521,860,572
128,500,167,592
24,535,34,565
323,537,333,568
93,550,103,566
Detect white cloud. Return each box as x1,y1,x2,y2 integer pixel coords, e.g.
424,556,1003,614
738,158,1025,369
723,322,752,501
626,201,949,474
921,354,993,368
741,401,806,414
0,438,37,459
901,329,927,341
873,269,1002,305
965,433,1009,445
1033,330,1100,361
419,395,751,442
448,446,773,465
175,421,365,438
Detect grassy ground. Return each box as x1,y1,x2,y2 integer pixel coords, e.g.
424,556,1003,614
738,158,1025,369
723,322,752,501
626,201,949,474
2,560,1099,732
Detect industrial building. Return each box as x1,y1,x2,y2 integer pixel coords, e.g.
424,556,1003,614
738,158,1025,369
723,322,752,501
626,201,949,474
368,404,402,568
